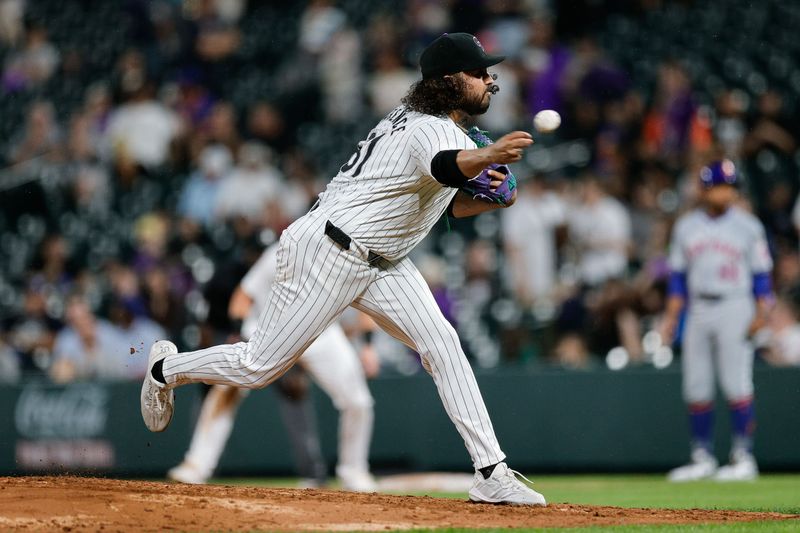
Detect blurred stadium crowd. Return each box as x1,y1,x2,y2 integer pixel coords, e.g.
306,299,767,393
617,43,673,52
1,0,800,384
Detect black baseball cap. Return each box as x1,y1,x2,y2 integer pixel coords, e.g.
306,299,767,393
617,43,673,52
420,33,505,79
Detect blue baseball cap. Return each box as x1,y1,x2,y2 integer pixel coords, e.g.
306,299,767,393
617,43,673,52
700,159,738,188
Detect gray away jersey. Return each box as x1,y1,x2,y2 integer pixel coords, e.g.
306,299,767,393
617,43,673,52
668,206,772,297
317,106,476,260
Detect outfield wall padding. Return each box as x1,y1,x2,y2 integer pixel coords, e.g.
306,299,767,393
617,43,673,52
0,366,798,475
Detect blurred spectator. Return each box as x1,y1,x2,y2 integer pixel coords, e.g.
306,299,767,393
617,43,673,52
0,335,20,383
298,1,363,122
191,101,241,159
214,0,247,23
405,0,450,53
520,13,571,116
298,0,347,55
476,60,521,135
760,181,797,247
461,239,503,366
29,234,74,300
568,176,631,287
554,176,632,362
190,0,242,62
263,149,323,226
108,296,166,378
2,18,59,91
49,294,130,383
565,36,633,146
367,49,418,118
178,144,233,227
8,100,63,165
627,168,669,266
714,89,748,159
757,296,800,367
82,83,113,146
464,239,499,312
143,1,187,73
552,332,592,370
4,284,60,374
131,212,172,275
418,254,456,327
65,113,112,217
246,101,293,154
0,0,25,47
742,90,797,158
772,243,800,293
106,263,147,312
216,142,283,223
319,22,363,123
741,90,797,212
641,61,700,169
104,55,182,174
142,265,187,338
502,175,567,307
3,0,800,375
172,70,216,130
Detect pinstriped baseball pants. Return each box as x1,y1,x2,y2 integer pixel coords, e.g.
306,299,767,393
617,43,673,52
163,209,506,469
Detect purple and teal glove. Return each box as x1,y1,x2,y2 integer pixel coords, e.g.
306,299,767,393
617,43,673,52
461,127,517,206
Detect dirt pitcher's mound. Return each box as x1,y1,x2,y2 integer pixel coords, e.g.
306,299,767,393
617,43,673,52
0,476,796,531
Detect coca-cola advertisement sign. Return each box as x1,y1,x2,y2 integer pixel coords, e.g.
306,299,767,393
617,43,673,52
14,383,109,439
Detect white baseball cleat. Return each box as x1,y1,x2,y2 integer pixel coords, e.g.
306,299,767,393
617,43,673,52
167,461,208,484
714,449,759,481
141,340,177,432
337,468,377,492
468,463,546,506
667,448,718,482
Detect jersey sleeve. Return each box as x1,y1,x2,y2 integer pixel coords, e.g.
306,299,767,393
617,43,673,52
409,120,476,177
240,246,279,299
749,220,773,274
667,218,688,272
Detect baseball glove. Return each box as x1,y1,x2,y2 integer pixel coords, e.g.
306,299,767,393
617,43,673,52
461,127,517,206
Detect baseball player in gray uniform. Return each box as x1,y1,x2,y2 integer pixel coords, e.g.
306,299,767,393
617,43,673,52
661,160,773,482
167,243,377,491
141,33,545,505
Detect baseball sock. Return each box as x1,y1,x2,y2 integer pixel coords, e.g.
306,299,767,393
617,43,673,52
479,463,499,479
729,397,755,453
151,359,166,384
688,401,714,453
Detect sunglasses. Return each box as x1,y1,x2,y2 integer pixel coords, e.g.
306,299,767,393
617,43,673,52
464,69,498,81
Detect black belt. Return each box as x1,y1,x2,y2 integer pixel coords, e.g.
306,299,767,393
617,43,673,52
324,220,384,264
695,293,723,302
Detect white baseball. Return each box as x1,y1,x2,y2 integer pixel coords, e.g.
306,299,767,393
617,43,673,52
533,110,561,133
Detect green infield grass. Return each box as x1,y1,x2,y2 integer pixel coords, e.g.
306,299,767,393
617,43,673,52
211,473,800,532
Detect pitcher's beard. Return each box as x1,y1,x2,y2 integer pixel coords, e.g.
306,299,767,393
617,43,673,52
460,92,490,116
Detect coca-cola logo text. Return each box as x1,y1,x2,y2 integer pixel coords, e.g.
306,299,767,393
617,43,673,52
14,384,109,438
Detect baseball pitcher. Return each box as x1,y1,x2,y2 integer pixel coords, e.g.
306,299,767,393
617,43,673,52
141,33,545,505
661,160,773,481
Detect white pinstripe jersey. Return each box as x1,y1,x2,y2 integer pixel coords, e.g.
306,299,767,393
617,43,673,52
317,106,476,260
668,206,773,297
